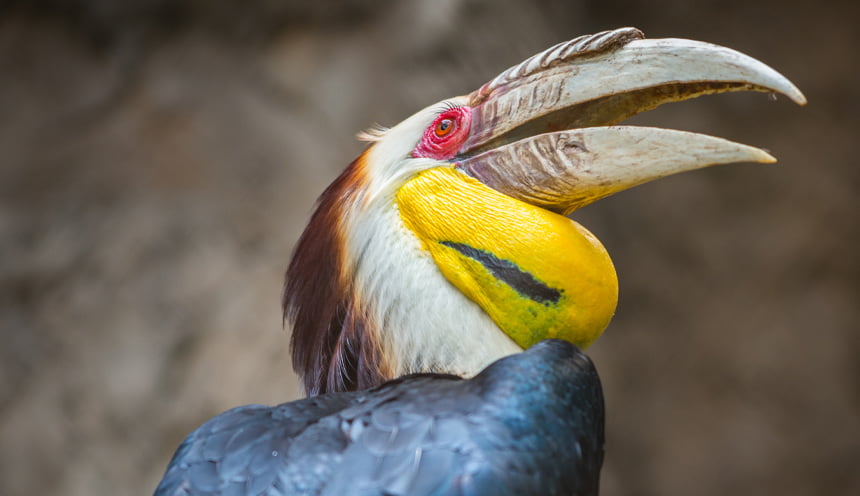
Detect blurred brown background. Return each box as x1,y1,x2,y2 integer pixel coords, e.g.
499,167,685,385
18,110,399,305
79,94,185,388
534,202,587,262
1,0,858,495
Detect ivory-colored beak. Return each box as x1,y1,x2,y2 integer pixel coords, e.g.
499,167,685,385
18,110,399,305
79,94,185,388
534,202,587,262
455,27,805,213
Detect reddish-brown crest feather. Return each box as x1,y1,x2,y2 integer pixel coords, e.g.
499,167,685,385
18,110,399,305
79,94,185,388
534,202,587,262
283,151,390,396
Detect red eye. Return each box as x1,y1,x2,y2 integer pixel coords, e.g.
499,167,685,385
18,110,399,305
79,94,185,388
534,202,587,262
412,106,472,160
435,118,455,137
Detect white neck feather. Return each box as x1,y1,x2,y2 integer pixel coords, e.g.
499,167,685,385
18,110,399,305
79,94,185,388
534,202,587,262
344,197,522,377
343,101,523,376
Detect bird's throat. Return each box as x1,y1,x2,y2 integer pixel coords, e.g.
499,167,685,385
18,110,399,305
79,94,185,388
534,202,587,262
396,166,618,350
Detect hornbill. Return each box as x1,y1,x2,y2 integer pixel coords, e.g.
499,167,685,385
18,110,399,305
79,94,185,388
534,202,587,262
155,28,804,495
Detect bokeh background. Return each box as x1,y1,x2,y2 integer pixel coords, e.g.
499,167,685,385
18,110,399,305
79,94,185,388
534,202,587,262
1,0,858,495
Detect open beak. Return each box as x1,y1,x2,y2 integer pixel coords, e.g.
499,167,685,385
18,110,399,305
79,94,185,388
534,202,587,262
455,27,806,215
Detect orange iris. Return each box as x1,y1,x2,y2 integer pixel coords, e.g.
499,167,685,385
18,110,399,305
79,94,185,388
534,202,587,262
434,118,454,137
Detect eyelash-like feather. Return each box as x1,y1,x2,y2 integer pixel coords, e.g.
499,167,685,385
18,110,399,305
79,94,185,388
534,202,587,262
356,125,390,142
439,101,462,113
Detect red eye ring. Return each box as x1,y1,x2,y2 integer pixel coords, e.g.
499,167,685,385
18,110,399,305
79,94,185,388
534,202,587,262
412,106,472,160
435,118,455,137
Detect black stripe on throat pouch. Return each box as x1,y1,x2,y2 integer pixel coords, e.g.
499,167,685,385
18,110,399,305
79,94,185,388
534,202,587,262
439,241,562,306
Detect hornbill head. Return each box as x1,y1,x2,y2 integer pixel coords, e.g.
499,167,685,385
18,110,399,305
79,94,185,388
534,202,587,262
285,28,805,396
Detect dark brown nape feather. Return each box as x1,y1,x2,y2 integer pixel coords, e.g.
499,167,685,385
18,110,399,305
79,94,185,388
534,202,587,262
283,152,389,396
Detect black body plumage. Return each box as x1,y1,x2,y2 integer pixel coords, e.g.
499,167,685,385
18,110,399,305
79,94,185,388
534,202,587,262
154,340,605,496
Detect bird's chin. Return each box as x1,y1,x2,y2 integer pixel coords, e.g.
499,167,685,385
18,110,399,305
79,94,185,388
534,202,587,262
452,28,805,215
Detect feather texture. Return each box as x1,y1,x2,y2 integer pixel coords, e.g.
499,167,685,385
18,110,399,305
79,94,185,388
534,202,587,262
155,340,604,496
283,152,390,396
285,99,523,396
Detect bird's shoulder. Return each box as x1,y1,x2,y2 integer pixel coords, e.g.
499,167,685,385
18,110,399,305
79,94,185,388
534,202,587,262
155,340,603,496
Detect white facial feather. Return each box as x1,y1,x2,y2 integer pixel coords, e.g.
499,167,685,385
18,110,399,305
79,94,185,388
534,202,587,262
341,96,522,377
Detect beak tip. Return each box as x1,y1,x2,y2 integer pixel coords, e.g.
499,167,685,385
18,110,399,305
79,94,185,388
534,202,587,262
755,149,778,164
786,87,808,106
769,74,806,106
